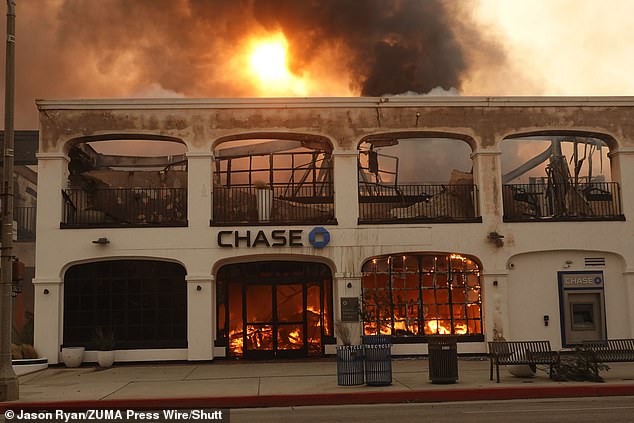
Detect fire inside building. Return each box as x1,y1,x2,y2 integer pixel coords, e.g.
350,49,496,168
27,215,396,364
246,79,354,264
31,96,634,364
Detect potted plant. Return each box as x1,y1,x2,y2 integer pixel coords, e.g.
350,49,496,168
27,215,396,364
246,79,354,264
335,321,364,386
61,345,85,368
93,328,117,368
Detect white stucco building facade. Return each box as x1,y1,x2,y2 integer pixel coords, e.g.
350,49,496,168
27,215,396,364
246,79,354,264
32,96,634,364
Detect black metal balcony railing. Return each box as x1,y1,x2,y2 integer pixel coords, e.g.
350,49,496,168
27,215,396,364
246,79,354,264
212,184,336,225
503,181,624,221
62,188,187,227
358,184,480,224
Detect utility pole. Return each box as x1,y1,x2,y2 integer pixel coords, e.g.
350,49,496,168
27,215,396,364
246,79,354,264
0,0,18,401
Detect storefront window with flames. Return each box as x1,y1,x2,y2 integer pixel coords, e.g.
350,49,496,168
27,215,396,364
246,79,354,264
362,254,482,338
216,262,333,358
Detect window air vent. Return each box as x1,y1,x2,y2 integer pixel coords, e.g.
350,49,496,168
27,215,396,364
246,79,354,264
585,257,606,267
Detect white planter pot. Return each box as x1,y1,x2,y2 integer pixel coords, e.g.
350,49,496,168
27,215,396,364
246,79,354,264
61,347,85,368
257,189,273,222
96,350,115,368
12,358,48,376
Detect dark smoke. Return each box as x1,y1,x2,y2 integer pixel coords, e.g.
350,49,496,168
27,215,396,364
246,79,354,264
3,0,502,128
252,0,466,95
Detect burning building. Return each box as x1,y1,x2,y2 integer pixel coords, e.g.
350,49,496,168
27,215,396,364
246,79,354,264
32,96,634,364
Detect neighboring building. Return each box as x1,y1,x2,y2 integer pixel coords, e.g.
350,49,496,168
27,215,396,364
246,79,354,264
0,130,38,339
33,97,634,364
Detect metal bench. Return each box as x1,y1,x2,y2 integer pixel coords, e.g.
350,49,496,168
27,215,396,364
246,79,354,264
488,340,560,383
582,339,634,363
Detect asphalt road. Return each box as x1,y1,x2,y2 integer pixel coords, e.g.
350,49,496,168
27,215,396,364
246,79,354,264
231,396,634,423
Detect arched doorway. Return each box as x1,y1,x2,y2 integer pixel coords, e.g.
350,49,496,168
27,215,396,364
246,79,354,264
216,261,333,359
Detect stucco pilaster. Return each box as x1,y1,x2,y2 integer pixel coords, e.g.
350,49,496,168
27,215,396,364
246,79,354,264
333,150,359,227
609,147,634,221
186,152,213,229
32,278,63,364
471,149,503,228
624,270,634,337
335,272,362,345
482,272,509,341
186,275,214,361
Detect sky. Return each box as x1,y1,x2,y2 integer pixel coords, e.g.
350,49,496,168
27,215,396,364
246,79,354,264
1,0,633,129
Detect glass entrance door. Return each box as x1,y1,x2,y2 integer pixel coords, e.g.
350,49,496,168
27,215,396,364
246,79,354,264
243,283,307,359
217,261,333,359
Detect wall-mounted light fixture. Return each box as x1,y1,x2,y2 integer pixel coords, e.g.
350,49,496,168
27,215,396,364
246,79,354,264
563,260,573,269
43,289,49,295
196,285,202,291
92,237,110,245
487,232,504,247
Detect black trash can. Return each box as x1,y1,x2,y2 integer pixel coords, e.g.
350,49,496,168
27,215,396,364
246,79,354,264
362,335,392,386
336,345,365,386
427,335,458,384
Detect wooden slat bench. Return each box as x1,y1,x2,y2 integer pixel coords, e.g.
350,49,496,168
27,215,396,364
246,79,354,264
488,340,560,383
582,339,634,363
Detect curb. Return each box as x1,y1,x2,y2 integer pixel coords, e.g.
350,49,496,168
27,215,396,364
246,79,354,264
3,384,634,411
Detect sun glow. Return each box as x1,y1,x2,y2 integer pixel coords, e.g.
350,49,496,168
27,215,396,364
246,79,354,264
247,33,307,95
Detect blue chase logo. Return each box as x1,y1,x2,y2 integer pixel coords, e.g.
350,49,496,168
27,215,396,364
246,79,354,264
308,227,330,248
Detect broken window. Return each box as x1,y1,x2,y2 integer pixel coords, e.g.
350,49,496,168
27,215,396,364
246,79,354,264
212,136,335,225
63,138,187,226
501,134,622,220
357,135,478,223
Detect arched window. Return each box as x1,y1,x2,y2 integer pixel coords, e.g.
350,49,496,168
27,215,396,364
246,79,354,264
362,253,482,341
63,260,187,349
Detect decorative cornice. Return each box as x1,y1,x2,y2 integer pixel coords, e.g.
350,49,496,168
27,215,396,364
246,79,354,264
35,96,634,111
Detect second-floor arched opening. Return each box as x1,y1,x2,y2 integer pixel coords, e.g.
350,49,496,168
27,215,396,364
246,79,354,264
501,131,623,222
62,135,188,228
211,133,335,226
357,132,480,224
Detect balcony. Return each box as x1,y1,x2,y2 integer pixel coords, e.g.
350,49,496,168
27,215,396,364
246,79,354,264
212,184,335,226
358,183,481,224
503,181,624,222
61,188,187,228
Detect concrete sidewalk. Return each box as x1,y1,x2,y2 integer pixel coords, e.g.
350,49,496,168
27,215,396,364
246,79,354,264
2,357,634,410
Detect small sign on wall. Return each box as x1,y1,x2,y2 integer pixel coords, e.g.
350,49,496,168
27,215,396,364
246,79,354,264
340,297,359,322
560,272,604,289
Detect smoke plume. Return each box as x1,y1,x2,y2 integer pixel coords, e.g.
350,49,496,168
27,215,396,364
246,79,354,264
3,0,504,128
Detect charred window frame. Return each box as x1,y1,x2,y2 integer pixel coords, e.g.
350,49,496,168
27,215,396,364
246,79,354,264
362,253,483,343
214,150,333,194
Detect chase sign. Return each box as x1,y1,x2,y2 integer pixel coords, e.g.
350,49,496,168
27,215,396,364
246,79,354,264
218,227,331,249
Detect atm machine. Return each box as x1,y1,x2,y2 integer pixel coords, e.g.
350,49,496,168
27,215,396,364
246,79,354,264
558,271,606,346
